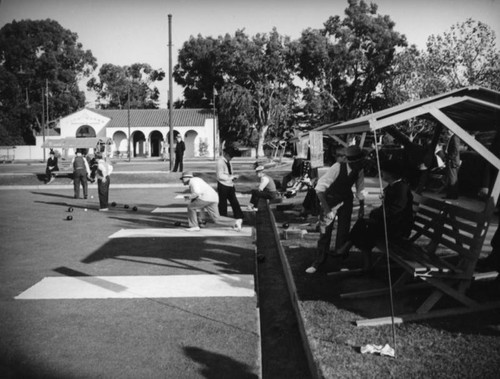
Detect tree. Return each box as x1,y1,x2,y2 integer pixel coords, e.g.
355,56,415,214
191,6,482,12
174,29,297,157
87,63,165,109
293,0,407,124
382,19,500,142
0,19,97,144
425,18,500,90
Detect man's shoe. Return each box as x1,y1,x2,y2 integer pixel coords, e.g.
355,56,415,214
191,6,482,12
186,226,201,232
99,208,109,212
234,219,243,232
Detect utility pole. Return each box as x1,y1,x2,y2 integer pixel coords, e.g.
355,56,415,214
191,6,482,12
168,14,174,171
127,87,131,162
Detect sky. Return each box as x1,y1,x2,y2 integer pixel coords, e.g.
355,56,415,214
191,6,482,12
1,0,499,107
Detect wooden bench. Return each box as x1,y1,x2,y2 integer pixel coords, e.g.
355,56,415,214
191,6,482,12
341,194,500,326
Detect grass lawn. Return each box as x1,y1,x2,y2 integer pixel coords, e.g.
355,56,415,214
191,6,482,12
273,196,500,379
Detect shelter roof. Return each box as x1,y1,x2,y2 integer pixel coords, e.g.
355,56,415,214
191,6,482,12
315,86,500,136
89,108,213,128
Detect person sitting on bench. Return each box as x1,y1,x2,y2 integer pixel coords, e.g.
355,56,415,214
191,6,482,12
335,159,414,271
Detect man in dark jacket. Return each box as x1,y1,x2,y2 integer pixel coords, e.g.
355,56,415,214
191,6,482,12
443,130,461,199
173,135,185,172
71,150,90,199
335,159,414,270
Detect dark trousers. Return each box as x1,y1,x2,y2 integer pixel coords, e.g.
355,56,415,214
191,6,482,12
445,165,459,197
313,200,353,267
250,189,276,207
98,176,110,209
45,168,56,182
173,153,183,172
73,169,88,198
217,182,244,219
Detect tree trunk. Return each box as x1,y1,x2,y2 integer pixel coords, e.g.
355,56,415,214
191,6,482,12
256,125,269,158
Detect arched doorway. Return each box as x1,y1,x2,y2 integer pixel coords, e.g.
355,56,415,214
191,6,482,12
185,130,198,158
75,125,96,155
113,131,128,158
132,131,146,157
76,125,96,138
150,131,163,157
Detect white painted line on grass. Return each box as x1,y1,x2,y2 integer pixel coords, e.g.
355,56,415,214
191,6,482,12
152,207,253,214
175,193,251,199
15,274,255,300
152,207,187,213
109,227,253,238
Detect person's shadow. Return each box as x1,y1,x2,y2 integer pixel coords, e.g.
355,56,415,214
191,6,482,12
183,346,257,379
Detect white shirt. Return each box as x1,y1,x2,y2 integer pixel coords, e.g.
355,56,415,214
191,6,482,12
315,162,365,201
216,156,234,187
189,177,219,203
96,159,113,179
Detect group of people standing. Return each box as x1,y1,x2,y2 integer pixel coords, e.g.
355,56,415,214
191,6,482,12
45,149,113,211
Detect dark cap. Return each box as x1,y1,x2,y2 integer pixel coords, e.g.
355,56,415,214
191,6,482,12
345,146,365,162
380,159,404,177
223,147,238,158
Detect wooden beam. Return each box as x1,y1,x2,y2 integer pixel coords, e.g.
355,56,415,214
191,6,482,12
356,300,500,326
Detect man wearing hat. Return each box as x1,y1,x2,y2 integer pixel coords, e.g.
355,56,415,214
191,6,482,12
45,150,59,184
216,147,244,220
248,165,279,211
173,135,186,172
95,152,113,211
306,145,366,274
334,159,414,270
71,150,91,199
180,171,243,232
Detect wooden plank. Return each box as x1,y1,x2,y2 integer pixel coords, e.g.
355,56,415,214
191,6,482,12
356,300,500,327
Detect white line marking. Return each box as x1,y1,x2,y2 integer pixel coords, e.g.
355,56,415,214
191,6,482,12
175,194,251,199
15,274,255,300
152,207,253,214
152,207,187,213
109,227,253,238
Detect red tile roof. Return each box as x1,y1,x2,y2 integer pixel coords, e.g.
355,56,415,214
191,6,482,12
90,108,213,128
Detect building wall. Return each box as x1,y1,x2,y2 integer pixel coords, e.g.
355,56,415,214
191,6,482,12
7,109,218,160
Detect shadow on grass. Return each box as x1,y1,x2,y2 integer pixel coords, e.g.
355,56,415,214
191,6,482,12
80,235,254,277
32,191,75,199
183,346,258,379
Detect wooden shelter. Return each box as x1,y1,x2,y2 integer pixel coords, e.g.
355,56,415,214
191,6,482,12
313,86,500,204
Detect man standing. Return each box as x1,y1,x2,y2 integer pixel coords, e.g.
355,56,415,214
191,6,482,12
443,130,461,200
216,147,244,219
95,152,113,211
71,150,90,199
181,172,243,232
306,145,366,274
173,135,185,172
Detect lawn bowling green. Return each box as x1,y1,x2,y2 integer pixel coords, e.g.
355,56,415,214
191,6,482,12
1,187,260,377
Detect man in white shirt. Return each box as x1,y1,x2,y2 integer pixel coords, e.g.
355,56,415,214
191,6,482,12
95,152,113,211
181,172,243,232
216,147,243,219
306,145,366,273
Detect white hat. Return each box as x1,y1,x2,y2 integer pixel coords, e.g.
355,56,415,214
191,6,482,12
255,165,265,172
